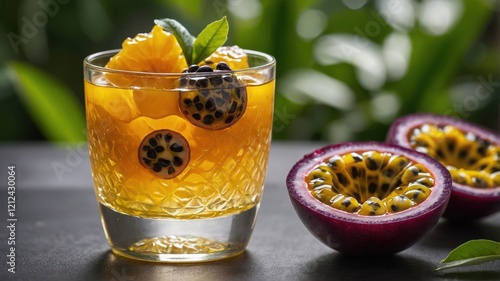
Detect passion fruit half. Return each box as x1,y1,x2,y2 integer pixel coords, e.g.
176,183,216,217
387,113,500,220
286,142,451,255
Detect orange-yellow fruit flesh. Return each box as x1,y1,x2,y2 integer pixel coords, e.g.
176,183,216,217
409,124,500,188
199,45,249,70
85,80,274,219
306,151,434,216
105,25,188,88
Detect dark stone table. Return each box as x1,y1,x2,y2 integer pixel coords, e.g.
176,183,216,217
0,142,499,281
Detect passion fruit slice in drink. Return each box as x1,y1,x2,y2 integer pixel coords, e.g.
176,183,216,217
286,142,451,255
387,113,500,220
178,63,247,130
138,129,190,179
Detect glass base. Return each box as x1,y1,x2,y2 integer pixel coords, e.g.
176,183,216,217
98,203,259,263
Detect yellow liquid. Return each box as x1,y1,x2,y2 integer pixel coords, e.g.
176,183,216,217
85,79,274,219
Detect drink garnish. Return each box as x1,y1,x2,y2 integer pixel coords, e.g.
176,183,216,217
154,16,229,66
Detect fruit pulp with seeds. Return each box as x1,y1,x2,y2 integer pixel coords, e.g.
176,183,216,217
305,151,435,215
408,124,500,188
85,78,274,219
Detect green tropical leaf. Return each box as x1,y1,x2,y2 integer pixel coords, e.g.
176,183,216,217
436,239,500,271
7,61,85,142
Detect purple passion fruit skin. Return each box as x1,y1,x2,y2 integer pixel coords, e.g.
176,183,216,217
387,113,500,220
286,142,451,255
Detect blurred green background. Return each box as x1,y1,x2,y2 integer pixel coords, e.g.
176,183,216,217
1,0,500,143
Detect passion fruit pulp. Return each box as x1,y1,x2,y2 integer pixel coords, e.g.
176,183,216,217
286,142,451,255
387,113,500,220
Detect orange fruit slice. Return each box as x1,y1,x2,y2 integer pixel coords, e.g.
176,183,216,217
105,25,188,88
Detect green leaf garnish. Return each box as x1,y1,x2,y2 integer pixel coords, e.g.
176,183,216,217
435,239,500,271
154,16,229,66
192,16,228,66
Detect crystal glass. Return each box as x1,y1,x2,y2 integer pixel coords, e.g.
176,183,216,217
83,49,275,262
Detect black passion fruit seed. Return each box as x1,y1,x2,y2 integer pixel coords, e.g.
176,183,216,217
178,62,247,130
138,129,190,179
306,151,434,215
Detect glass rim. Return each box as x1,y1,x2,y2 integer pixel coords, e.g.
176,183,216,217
84,49,275,77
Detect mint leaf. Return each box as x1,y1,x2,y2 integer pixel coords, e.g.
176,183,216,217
155,16,229,66
154,18,195,65
435,239,500,271
192,16,228,65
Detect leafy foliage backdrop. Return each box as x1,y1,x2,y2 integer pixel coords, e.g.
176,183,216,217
1,0,499,142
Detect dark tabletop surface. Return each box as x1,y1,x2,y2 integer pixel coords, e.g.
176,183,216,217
0,142,499,281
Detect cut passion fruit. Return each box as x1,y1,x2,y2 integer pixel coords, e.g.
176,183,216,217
286,142,451,255
387,113,500,220
138,129,190,179
178,63,247,130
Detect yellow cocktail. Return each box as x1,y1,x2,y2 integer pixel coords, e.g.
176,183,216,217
85,79,274,219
